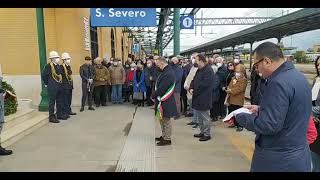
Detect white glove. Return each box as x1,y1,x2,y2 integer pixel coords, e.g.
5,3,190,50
222,87,226,91
88,79,93,83
45,85,47,88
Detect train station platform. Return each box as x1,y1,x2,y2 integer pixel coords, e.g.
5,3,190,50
0,104,254,172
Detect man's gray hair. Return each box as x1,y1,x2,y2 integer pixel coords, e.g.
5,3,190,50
215,56,224,63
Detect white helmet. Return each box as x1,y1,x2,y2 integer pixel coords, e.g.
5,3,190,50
61,52,71,60
49,51,60,59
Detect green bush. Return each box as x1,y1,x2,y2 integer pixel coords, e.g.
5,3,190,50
294,51,307,63
2,81,18,116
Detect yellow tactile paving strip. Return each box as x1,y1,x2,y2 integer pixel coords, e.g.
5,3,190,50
218,122,255,162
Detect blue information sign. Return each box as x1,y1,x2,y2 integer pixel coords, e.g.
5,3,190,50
90,8,157,27
180,16,194,29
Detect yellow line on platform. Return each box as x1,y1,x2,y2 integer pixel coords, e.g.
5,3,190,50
223,129,255,162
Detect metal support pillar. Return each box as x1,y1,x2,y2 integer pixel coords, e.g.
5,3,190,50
249,42,253,71
232,46,235,59
37,8,49,112
174,8,180,56
159,33,163,56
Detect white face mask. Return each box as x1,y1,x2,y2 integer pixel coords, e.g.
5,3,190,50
66,59,71,64
258,73,263,77
217,63,222,68
147,64,152,68
192,58,195,64
131,68,134,71
235,72,241,78
234,59,240,64
55,58,60,63
113,62,118,66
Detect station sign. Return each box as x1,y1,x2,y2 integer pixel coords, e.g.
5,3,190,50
180,15,194,29
90,8,157,27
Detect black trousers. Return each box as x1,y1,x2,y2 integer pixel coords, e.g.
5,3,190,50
137,93,145,105
81,83,94,108
105,85,112,102
181,92,188,114
94,85,107,106
63,89,72,114
124,85,133,102
218,91,227,117
228,104,243,127
210,101,220,119
146,86,153,105
48,86,64,118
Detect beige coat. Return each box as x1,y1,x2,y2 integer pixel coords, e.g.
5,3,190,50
108,65,126,85
184,66,198,100
226,76,247,106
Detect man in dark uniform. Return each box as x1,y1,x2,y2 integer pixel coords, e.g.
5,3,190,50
80,56,96,112
42,51,66,123
152,57,177,146
61,52,76,116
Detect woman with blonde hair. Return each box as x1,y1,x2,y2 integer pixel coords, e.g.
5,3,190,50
224,66,248,132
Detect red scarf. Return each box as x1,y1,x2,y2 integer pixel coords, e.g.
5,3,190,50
127,70,134,81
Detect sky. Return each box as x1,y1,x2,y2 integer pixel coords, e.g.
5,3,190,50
162,8,320,56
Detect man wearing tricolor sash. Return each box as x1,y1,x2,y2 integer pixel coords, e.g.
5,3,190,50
152,57,178,146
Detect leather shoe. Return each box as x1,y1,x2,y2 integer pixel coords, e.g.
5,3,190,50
194,133,204,138
0,146,13,156
187,122,195,126
199,136,211,141
49,117,60,123
88,107,95,110
69,112,77,115
156,139,171,146
155,136,164,141
57,116,67,120
236,127,243,132
80,107,84,112
185,113,193,117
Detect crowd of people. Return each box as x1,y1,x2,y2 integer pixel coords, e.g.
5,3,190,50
38,41,320,172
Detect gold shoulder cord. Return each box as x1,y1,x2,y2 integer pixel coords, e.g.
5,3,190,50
62,64,73,84
49,62,62,83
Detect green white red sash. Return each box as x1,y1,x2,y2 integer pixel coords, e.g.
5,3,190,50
155,83,175,120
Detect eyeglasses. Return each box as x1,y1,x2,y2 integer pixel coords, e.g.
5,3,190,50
253,58,265,68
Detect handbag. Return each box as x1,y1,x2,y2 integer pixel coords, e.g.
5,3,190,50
133,92,143,100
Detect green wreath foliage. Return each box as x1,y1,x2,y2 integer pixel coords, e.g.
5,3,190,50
2,81,18,116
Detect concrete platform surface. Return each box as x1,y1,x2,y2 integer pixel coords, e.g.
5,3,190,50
155,116,253,172
0,104,255,172
0,104,135,172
